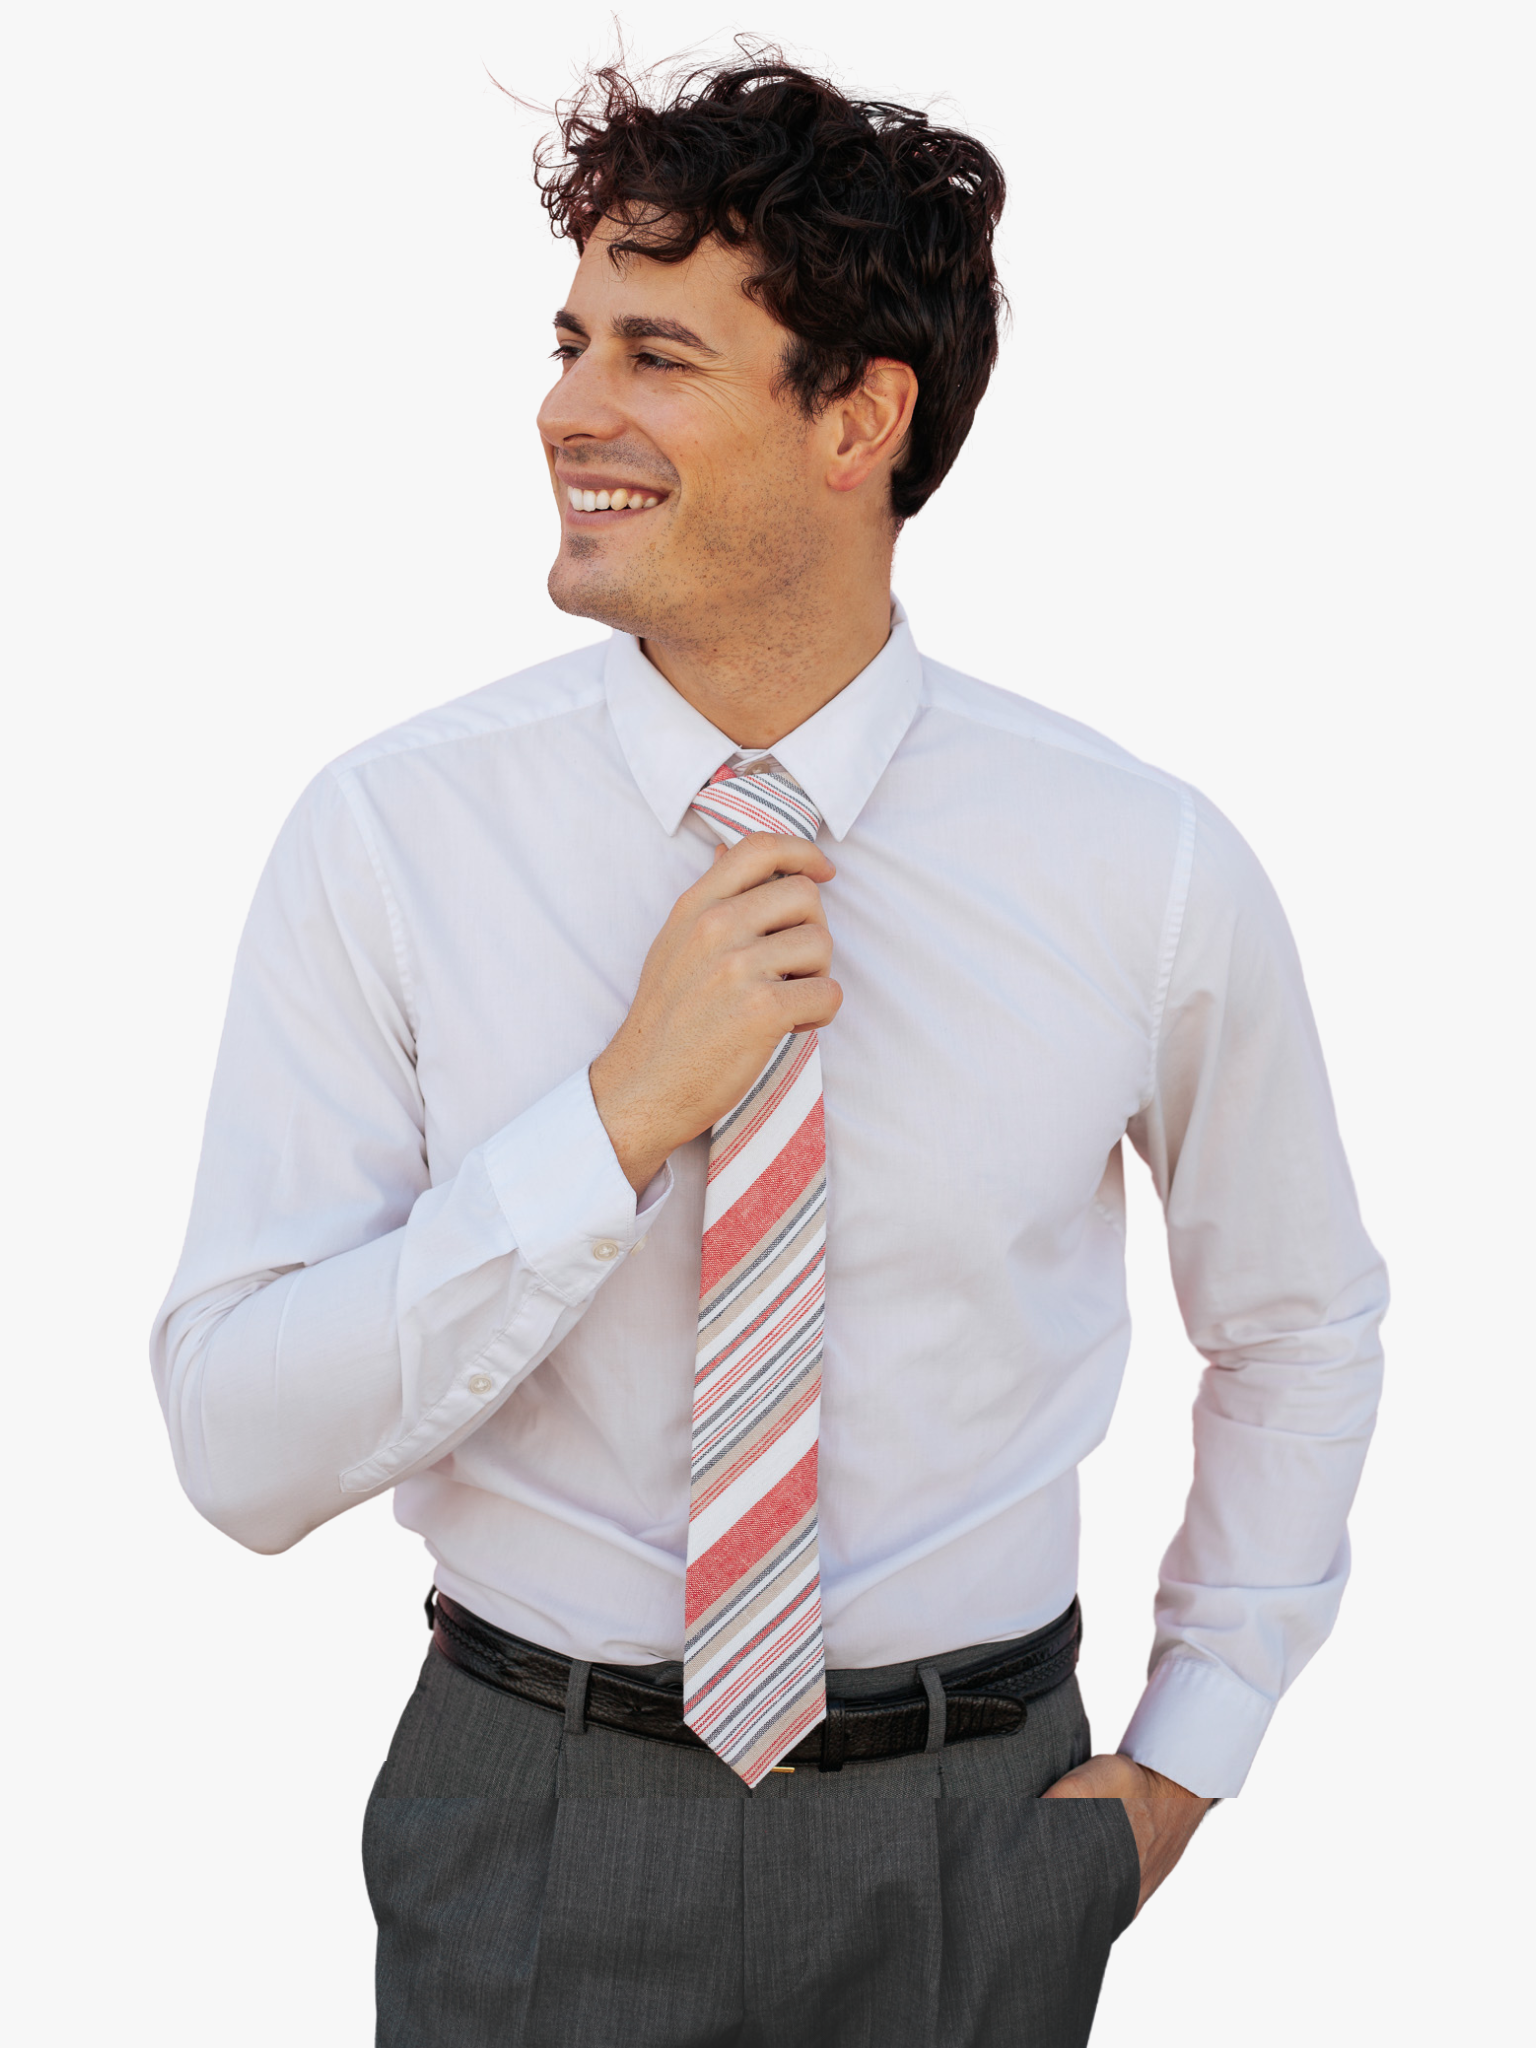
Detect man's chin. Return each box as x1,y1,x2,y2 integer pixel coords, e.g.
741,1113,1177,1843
547,550,660,639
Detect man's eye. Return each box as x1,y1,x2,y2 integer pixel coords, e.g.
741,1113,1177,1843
635,352,686,372
551,344,581,363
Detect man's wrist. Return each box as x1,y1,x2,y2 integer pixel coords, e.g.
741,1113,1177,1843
1124,1757,1210,1806
589,1053,670,1194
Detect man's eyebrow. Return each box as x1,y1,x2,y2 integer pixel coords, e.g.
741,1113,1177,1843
552,307,719,357
612,314,719,355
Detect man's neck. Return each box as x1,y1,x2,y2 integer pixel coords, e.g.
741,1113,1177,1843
640,578,894,749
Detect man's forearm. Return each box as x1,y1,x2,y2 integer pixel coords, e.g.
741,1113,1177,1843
153,1073,658,1551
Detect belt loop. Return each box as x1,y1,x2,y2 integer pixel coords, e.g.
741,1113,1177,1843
565,1660,593,1738
818,1705,846,1774
423,1586,437,1631
918,1663,947,1754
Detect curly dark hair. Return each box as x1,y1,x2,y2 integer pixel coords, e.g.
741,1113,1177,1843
534,56,1007,522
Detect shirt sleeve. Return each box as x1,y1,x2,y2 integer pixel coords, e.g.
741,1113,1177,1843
1120,789,1387,1798
150,768,671,1555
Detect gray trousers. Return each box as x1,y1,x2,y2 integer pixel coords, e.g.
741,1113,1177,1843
364,1640,1140,2047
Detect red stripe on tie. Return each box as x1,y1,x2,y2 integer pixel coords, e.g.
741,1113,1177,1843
707,1033,817,1184
699,1096,824,1296
684,1444,819,1627
690,1369,822,1517
687,1575,823,1716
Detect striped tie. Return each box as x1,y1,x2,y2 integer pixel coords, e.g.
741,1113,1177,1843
682,761,829,1786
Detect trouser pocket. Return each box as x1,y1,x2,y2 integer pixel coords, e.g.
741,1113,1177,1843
365,1652,563,2047
936,1795,1135,2048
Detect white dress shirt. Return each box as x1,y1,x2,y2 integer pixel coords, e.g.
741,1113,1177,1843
152,603,1386,1798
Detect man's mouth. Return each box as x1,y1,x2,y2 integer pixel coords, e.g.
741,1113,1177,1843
560,477,668,516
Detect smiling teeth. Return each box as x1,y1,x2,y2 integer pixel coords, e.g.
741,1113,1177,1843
566,485,661,512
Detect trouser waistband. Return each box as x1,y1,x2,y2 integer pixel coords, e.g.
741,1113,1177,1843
426,1590,1081,1774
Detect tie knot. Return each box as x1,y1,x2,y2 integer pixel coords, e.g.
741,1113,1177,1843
690,763,823,847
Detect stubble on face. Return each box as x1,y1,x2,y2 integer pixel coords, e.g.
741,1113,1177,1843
546,437,681,629
546,377,828,653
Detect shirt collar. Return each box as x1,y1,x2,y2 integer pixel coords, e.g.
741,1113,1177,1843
603,598,924,842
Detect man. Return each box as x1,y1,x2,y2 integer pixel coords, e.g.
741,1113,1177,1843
153,56,1387,2048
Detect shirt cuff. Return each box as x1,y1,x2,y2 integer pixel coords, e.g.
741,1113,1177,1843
1117,1653,1277,1799
481,1066,672,1305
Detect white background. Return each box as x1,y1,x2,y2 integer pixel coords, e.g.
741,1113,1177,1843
3,3,1531,2040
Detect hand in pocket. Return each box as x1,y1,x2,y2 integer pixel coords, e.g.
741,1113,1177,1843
1042,1753,1212,1917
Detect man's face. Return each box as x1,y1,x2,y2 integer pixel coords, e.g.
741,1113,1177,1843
537,222,832,641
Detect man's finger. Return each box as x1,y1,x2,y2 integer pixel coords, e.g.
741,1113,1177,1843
720,872,830,939
769,974,843,1031
755,926,835,981
691,832,836,903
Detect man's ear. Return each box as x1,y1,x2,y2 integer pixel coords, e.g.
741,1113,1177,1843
824,360,919,496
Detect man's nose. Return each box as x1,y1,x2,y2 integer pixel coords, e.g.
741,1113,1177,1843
536,352,629,448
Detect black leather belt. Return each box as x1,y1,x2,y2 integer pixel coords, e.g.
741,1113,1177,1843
428,1589,1081,1773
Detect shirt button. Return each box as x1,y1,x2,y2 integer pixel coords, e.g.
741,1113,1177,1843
468,1373,493,1395
592,1239,621,1262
